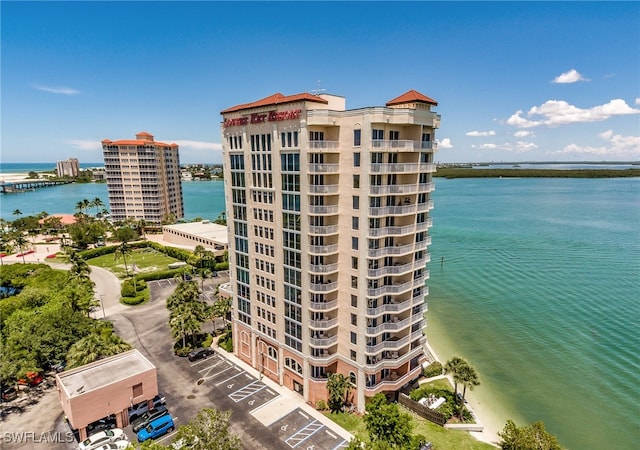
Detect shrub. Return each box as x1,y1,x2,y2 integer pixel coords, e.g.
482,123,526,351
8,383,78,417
121,281,136,297
423,361,443,378
214,261,229,271
218,330,233,352
316,400,327,411
121,292,147,305
201,334,213,349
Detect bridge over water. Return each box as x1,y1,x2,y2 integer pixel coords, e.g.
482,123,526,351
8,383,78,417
0,179,74,193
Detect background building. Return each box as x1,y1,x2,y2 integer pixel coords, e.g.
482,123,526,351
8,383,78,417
221,90,440,410
56,157,80,178
102,132,184,223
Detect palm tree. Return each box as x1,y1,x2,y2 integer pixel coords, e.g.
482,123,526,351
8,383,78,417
458,364,480,418
114,241,132,276
90,197,104,217
212,296,231,331
69,252,92,279
444,356,466,403
66,332,132,368
12,209,22,219
12,232,29,263
326,373,352,413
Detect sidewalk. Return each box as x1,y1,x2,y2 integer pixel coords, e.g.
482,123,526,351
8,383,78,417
213,338,355,444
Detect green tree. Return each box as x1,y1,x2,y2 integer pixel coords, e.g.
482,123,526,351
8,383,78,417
444,356,466,403
114,241,133,276
12,209,22,219
211,296,231,331
326,373,352,413
458,363,480,418
90,197,104,217
172,408,241,450
12,232,29,263
364,393,413,448
499,420,564,450
66,327,132,368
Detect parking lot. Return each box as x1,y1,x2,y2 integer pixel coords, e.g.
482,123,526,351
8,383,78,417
1,271,352,450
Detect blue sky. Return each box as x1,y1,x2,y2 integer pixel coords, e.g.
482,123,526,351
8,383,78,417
2,1,639,164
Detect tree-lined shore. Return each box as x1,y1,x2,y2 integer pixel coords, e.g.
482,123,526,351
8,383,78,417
434,167,640,179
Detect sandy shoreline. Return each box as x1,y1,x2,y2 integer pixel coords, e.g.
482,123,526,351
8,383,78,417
424,339,502,446
0,172,52,183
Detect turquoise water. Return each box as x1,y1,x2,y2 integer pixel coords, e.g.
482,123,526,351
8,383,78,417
0,181,226,221
427,177,640,450
2,172,639,448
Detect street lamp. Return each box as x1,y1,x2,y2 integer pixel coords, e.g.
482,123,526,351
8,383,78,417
99,294,106,318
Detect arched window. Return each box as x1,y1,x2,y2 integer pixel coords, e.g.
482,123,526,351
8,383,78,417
284,357,303,375
349,371,357,386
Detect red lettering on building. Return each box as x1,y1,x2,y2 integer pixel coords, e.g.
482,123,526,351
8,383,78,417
223,109,302,127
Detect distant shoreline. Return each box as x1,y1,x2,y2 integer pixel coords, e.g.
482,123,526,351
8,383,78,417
434,167,640,178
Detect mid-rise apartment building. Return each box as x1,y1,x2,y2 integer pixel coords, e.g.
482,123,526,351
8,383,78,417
102,132,184,223
221,90,440,410
56,157,80,178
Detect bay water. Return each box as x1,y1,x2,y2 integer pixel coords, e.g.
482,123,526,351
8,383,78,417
1,168,638,449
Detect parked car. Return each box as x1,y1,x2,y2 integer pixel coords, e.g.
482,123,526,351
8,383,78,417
78,429,126,450
1,385,18,402
187,347,215,362
17,371,44,387
86,415,117,434
131,405,169,433
128,394,166,421
95,441,130,450
137,415,175,442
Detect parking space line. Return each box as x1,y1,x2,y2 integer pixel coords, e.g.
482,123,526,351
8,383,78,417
199,363,236,381
249,393,282,414
331,440,348,450
285,420,324,448
193,357,225,369
229,380,268,402
215,368,246,386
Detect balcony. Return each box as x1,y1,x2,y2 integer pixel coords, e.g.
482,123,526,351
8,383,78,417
309,300,339,311
365,334,410,354
369,184,418,195
368,205,416,217
368,223,416,238
370,163,420,174
367,280,414,297
308,140,340,151
308,205,339,215
416,200,435,213
370,140,435,152
309,334,338,347
308,350,339,364
309,225,339,235
366,298,413,316
309,244,339,255
367,242,414,258
363,365,423,395
367,260,417,277
308,163,339,174
309,281,338,293
309,263,339,274
366,317,411,335
308,184,340,194
418,182,435,193
309,317,338,329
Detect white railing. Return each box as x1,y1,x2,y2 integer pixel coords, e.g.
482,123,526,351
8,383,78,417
309,225,339,235
309,300,339,311
309,334,338,347
308,163,339,173
308,184,340,194
366,299,413,316
366,317,411,335
365,334,410,353
369,184,418,195
308,263,339,274
309,317,338,329
309,281,338,292
368,223,416,237
308,140,340,150
309,244,339,255
367,243,414,258
308,205,339,214
367,280,413,297
368,204,416,216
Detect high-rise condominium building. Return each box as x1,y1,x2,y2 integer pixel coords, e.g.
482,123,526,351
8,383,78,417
102,132,184,224
221,90,440,410
56,157,80,178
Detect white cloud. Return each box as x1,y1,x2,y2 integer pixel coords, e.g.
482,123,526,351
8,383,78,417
437,138,453,148
66,139,102,151
548,131,640,158
32,84,80,95
471,141,537,153
507,99,640,128
514,130,534,138
170,140,223,163
636,98,640,105
552,69,588,84
170,140,222,152
465,130,496,137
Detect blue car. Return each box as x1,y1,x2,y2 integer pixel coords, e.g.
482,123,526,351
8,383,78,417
137,415,175,442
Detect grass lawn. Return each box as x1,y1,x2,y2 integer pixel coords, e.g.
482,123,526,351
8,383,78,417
87,247,183,278
325,406,495,450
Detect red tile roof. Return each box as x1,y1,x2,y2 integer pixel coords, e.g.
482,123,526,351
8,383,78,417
102,139,177,147
386,90,438,107
221,92,328,114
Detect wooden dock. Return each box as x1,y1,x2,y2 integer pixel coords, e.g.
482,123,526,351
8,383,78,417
0,179,74,193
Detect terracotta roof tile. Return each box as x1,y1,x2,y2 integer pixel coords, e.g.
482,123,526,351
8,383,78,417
221,92,328,114
386,89,438,107
103,139,177,148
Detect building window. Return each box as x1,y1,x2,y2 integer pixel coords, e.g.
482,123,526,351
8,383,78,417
350,332,357,344
352,217,359,230
353,129,361,147
352,237,358,250
351,257,358,270
352,196,359,209
353,174,360,188
132,383,143,398
351,350,357,361
349,372,357,386
353,153,360,167
372,129,384,140
351,295,357,307
351,276,358,288
351,313,357,326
